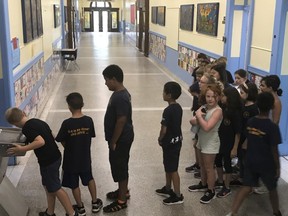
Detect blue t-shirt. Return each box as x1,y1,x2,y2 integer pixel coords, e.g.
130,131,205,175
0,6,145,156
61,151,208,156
245,117,281,172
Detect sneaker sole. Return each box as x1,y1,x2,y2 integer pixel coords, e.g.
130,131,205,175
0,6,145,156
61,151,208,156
200,195,216,204
92,205,103,213
188,188,208,192
155,192,171,198
216,191,232,198
163,200,184,205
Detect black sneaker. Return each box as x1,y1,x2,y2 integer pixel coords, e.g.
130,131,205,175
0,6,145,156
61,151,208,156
103,200,127,213
39,209,56,216
163,193,184,205
215,180,224,189
92,198,103,213
194,171,201,179
106,189,130,200
188,181,208,192
185,163,200,173
200,189,215,204
216,187,231,198
66,212,78,216
155,186,173,197
72,204,86,216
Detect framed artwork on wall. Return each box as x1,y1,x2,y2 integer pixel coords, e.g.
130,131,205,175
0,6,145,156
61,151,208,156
151,6,158,24
21,0,33,43
36,0,43,36
180,4,194,31
157,6,166,26
30,0,38,39
196,3,219,36
64,6,68,23
53,4,61,28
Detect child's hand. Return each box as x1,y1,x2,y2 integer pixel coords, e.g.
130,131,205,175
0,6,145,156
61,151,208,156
6,144,25,156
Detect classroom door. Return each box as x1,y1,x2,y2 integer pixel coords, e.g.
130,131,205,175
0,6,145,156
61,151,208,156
223,1,253,73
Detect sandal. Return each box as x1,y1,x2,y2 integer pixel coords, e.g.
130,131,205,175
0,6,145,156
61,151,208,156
106,189,130,200
103,201,127,213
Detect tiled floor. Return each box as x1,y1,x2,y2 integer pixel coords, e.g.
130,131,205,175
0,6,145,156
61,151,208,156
6,32,288,216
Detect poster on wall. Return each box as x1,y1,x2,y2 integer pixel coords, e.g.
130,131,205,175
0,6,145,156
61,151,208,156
21,0,33,43
130,4,135,24
196,3,219,36
180,5,194,31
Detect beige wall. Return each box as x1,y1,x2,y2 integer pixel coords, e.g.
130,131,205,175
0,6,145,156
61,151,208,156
250,0,275,72
281,11,288,75
8,0,62,73
150,0,226,54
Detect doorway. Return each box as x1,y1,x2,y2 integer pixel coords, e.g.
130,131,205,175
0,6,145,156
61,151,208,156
93,11,108,32
84,8,119,32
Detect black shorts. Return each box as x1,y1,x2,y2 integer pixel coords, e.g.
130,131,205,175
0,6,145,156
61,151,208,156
40,158,62,193
243,165,278,191
109,140,133,182
162,142,182,173
62,170,94,189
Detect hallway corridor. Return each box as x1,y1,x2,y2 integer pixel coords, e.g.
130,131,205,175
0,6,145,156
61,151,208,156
8,33,288,216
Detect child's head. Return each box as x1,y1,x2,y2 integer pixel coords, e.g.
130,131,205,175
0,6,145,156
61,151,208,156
239,82,258,102
163,81,182,101
195,67,204,82
234,69,248,86
5,107,25,127
197,53,210,67
103,64,124,81
256,92,275,113
260,75,282,96
189,82,200,95
204,84,222,107
66,92,84,110
211,63,227,84
221,86,242,110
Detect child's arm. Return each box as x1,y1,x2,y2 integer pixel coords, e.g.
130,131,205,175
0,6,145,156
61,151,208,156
272,145,281,178
196,108,222,132
109,115,127,150
231,133,240,158
272,99,282,125
158,125,167,146
7,135,45,155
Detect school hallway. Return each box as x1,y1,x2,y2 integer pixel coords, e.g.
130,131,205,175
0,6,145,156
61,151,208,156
6,32,288,216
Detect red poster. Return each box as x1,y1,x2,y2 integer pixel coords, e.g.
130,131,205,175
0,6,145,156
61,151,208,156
130,4,135,24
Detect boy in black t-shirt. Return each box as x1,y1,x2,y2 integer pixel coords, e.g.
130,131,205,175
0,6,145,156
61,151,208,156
5,107,78,216
102,65,134,213
156,81,184,205
226,92,282,216
55,92,103,215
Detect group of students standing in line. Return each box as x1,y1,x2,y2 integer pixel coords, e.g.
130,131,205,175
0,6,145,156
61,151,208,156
5,64,134,215
154,53,283,216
